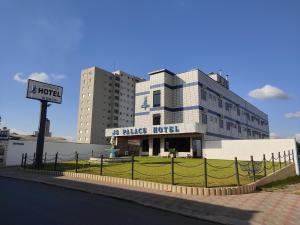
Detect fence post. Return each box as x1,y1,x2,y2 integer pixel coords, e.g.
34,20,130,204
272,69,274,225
21,153,24,167
54,152,58,171
251,156,255,182
100,155,103,176
234,157,240,186
204,158,208,188
75,152,78,173
131,155,134,180
263,154,267,177
284,151,287,167
278,152,281,169
272,153,275,173
171,157,175,185
288,150,291,164
292,150,294,163
44,152,47,164
24,153,27,168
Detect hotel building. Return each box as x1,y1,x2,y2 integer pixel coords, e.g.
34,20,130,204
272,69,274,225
77,66,143,145
105,68,269,157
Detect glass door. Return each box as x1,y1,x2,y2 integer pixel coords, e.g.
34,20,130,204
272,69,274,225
192,139,202,158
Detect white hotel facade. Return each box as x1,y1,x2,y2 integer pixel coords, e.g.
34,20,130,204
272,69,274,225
105,68,270,157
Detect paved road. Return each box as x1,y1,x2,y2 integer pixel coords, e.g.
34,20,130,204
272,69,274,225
0,177,218,225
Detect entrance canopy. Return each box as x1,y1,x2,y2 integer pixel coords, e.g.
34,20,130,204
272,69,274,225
105,123,206,137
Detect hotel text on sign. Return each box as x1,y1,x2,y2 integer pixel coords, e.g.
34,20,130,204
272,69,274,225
112,125,180,136
26,79,63,104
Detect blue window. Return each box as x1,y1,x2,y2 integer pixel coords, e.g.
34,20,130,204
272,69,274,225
202,114,207,124
153,90,161,107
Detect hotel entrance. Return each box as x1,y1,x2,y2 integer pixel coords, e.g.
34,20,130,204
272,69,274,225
106,123,205,157
192,138,202,158
153,138,160,156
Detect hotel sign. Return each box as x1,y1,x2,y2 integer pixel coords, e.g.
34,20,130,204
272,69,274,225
111,125,180,136
106,123,205,137
26,79,63,104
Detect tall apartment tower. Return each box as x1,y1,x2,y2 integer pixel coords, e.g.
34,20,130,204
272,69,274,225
77,66,143,144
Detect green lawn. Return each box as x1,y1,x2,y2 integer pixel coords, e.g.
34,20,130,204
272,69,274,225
259,176,300,192
40,156,284,187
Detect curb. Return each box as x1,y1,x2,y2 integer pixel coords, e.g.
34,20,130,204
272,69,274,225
22,168,257,196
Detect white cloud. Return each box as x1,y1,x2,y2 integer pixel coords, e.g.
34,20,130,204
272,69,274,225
9,128,31,135
285,111,300,119
13,73,27,83
270,132,300,143
248,85,289,100
64,136,75,142
13,72,65,84
269,132,280,139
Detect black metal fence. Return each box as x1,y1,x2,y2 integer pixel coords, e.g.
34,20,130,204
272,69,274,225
20,150,295,187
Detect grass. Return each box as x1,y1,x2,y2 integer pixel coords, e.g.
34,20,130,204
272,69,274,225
259,176,300,192
40,156,283,187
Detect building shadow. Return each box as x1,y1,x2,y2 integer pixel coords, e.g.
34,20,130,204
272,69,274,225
0,168,259,225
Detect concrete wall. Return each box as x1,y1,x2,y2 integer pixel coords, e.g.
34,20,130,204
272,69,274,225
5,140,109,166
203,138,299,175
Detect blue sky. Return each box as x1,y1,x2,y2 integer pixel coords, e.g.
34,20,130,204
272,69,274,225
0,0,299,141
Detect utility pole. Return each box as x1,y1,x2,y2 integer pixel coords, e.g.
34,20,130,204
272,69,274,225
35,100,48,168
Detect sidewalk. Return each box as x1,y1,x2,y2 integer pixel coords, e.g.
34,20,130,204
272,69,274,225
1,167,299,225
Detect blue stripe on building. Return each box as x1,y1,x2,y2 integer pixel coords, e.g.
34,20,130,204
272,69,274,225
206,132,241,140
135,105,268,135
135,91,150,96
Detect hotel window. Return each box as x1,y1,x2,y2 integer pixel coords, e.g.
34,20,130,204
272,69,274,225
219,118,224,128
153,114,161,125
246,113,250,120
237,107,240,116
201,89,207,101
247,129,251,136
202,114,207,124
153,90,161,107
225,102,230,111
226,122,231,131
238,125,241,133
218,98,223,108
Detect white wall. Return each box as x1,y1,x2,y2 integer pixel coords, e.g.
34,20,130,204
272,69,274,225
6,140,110,166
203,138,299,175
